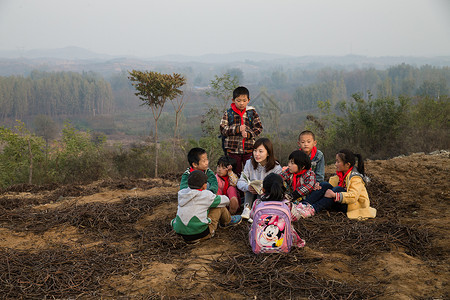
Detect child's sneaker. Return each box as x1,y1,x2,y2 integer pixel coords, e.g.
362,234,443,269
291,203,306,221
298,203,315,218
241,204,251,219
221,215,242,228
186,239,201,245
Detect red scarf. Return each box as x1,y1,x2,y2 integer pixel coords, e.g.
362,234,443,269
299,146,317,161
337,167,353,188
292,169,307,191
231,103,246,152
218,175,229,194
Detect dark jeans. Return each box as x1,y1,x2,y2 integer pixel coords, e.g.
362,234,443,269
304,182,347,213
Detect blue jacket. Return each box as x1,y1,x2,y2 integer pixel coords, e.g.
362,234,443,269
311,149,325,183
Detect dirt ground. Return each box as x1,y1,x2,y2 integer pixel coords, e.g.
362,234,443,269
0,151,449,299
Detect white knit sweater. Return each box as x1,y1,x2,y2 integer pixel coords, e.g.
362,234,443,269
237,159,282,192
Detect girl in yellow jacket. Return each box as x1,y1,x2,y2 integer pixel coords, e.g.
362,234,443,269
292,149,376,220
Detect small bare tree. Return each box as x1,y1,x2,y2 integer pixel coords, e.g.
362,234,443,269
170,94,187,158
206,73,239,112
128,70,186,177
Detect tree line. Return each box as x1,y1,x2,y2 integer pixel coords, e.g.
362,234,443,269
0,70,114,120
0,64,448,123
0,68,448,189
288,64,450,111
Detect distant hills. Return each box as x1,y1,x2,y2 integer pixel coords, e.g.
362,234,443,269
0,46,115,61
1,46,449,64
0,47,293,63
150,52,293,63
0,46,449,77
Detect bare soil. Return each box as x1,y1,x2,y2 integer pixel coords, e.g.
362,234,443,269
0,152,449,299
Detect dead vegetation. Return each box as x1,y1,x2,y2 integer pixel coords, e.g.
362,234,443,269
0,153,448,299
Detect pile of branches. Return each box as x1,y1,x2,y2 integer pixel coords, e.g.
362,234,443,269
0,191,187,298
0,178,173,204
0,176,434,298
0,245,143,298
207,175,432,299
0,194,181,246
210,252,381,299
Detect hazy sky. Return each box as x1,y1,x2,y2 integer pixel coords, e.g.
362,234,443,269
1,0,449,58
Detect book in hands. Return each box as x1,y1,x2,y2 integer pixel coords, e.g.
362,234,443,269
242,173,263,195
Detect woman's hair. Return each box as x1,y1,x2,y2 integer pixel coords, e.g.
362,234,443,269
288,150,311,171
251,138,277,171
337,149,365,175
262,173,285,202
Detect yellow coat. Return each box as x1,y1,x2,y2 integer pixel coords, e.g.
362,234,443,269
329,171,376,220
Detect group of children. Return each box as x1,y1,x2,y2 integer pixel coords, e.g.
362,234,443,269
171,86,377,250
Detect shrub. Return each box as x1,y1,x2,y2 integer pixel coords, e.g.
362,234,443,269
110,144,154,179
0,121,46,188
50,122,108,183
335,94,410,158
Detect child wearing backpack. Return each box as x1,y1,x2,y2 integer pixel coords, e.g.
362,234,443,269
249,173,305,253
219,86,263,176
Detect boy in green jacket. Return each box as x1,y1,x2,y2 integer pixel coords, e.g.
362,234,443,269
180,147,218,193
172,170,242,244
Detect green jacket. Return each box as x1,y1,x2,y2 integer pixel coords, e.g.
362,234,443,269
180,167,218,194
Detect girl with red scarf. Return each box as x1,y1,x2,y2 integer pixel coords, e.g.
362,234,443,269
292,149,376,220
281,150,317,207
215,156,240,214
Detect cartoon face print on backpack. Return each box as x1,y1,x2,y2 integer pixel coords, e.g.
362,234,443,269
259,215,285,247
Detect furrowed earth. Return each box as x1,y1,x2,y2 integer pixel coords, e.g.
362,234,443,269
0,151,448,299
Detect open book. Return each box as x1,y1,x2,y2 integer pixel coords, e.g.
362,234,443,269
242,173,263,195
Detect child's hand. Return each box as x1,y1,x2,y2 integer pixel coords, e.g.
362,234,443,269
240,125,246,137
324,189,335,198
227,165,233,171
313,182,321,190
248,185,258,194
282,166,289,172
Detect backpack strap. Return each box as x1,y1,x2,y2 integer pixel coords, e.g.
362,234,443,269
227,108,234,126
246,109,254,128
222,107,254,157
227,107,254,127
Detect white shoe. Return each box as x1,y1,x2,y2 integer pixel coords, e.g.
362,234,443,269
291,203,307,221
241,205,251,219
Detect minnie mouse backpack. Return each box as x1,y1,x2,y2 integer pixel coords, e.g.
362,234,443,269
249,201,295,254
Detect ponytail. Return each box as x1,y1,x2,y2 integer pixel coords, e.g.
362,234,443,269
337,149,365,175
262,173,285,202
355,153,365,175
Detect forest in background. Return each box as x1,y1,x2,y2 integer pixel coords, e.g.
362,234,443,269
0,58,449,188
